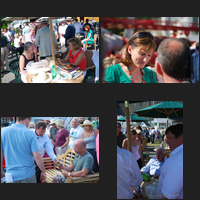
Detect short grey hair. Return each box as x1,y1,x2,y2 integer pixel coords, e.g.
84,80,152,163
156,147,166,154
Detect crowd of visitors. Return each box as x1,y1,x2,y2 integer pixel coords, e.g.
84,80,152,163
1,17,99,78
1,117,99,183
117,123,183,199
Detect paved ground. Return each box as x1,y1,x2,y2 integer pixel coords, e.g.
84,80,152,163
1,52,19,83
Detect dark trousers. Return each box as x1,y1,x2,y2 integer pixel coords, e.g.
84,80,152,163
86,148,99,173
35,164,41,183
137,158,143,169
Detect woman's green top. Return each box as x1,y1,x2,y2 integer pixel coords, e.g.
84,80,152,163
103,63,157,83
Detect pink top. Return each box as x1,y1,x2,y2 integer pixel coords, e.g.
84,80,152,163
96,134,99,164
55,129,69,147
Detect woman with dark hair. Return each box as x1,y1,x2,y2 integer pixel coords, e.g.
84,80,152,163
19,42,37,75
103,31,157,83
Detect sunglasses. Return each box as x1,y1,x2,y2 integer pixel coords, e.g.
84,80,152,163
132,32,154,40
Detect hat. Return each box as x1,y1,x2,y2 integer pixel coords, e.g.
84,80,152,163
45,120,50,124
50,119,57,125
41,18,49,24
66,17,72,21
56,119,65,128
80,120,95,127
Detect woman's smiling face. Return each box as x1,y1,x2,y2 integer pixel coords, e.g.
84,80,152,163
128,45,154,69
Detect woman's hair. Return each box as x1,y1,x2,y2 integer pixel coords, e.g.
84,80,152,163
121,31,157,66
24,42,34,52
29,25,35,33
84,25,91,31
67,37,82,50
28,122,35,129
130,129,137,135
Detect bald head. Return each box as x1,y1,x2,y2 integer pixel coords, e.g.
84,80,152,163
157,38,191,81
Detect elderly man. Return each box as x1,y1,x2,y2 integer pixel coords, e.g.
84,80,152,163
141,147,167,178
52,139,94,183
1,117,46,183
49,119,58,147
35,19,57,59
157,124,183,199
156,38,191,83
34,121,58,183
69,118,83,149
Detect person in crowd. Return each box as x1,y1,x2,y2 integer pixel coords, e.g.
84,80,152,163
28,121,35,129
55,119,70,155
92,117,99,130
96,133,99,165
23,22,30,43
74,18,83,37
49,119,58,147
69,118,83,149
117,122,125,148
58,19,68,46
160,136,169,149
1,32,9,72
135,128,146,150
78,117,85,124
83,18,93,31
1,117,46,183
19,42,37,75
117,145,143,199
122,129,143,169
64,17,76,49
150,127,156,143
44,120,51,138
103,31,157,83
157,123,183,199
81,25,94,49
25,25,38,61
52,139,94,183
81,120,99,173
13,33,23,55
141,147,167,178
156,38,191,83
34,121,57,183
35,19,57,60
57,37,86,70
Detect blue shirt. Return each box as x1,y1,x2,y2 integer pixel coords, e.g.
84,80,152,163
1,124,39,181
141,157,167,176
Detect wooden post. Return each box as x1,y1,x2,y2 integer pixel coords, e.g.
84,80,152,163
49,17,56,66
125,101,132,152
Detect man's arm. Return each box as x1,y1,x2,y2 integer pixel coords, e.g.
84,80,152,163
1,150,5,178
62,168,89,178
33,151,46,183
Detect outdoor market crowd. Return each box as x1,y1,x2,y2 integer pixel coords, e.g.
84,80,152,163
1,17,99,77
1,117,99,183
102,30,199,83
117,123,183,199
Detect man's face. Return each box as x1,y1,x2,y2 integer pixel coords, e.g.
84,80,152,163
156,149,166,162
52,123,57,129
36,127,46,136
74,142,82,154
72,119,79,128
166,131,183,151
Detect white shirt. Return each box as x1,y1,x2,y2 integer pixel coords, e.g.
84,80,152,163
33,130,57,162
69,126,83,149
58,25,67,45
14,38,21,48
117,146,143,199
157,144,183,199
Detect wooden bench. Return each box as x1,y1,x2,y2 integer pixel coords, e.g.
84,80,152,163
43,148,99,183
43,148,75,183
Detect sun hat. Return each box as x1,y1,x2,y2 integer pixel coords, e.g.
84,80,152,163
66,17,72,21
56,119,65,128
41,18,49,24
80,120,95,127
50,118,57,125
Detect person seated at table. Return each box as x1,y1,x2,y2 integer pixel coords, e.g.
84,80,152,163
51,139,94,183
57,37,86,70
141,147,167,178
81,25,94,49
19,42,38,75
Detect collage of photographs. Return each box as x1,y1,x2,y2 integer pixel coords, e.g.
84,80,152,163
1,16,199,199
